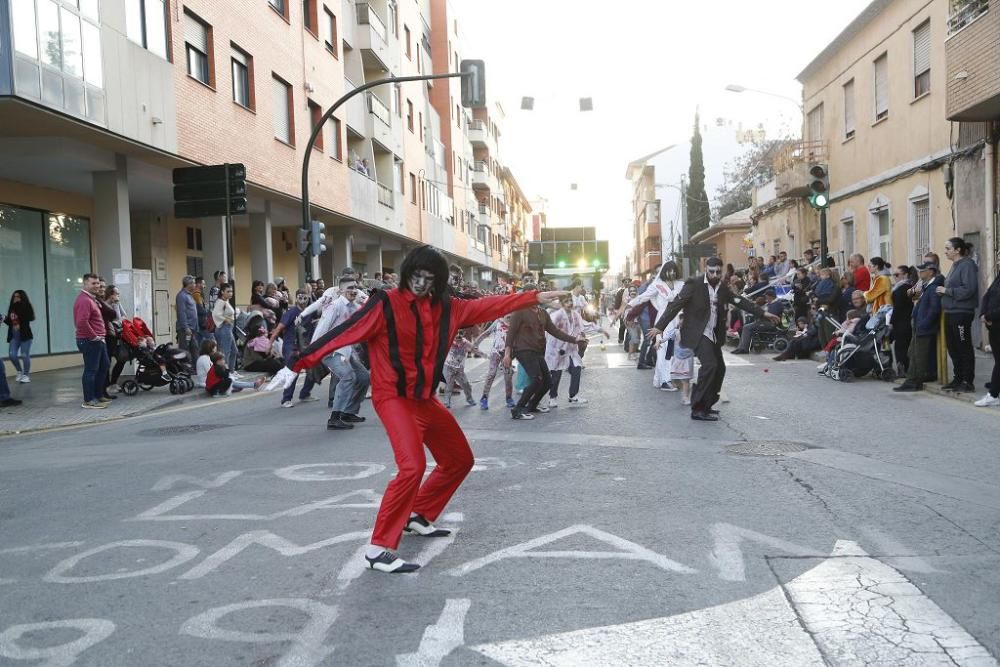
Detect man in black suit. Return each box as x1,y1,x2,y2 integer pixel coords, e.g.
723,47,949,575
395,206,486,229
648,257,779,421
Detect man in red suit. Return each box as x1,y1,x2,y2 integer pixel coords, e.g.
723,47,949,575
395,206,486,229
268,245,565,572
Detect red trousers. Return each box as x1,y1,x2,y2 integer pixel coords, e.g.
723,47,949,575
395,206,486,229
372,397,474,549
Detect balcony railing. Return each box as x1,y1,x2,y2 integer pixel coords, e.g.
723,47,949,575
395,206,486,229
356,3,387,41
377,182,394,208
773,140,828,173
948,0,989,35
469,119,487,131
478,203,490,215
367,92,391,126
471,161,488,173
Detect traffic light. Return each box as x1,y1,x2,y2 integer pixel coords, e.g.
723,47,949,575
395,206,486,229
460,60,486,108
808,164,830,210
309,220,327,257
297,228,310,256
173,163,248,218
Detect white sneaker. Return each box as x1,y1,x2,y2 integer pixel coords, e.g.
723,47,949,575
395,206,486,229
14,373,23,383
17,375,30,383
974,393,1000,407
568,396,588,405
547,397,559,408
281,400,294,408
231,372,243,379
817,362,828,374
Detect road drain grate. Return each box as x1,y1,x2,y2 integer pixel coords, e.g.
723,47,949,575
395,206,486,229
137,424,231,437
726,441,811,456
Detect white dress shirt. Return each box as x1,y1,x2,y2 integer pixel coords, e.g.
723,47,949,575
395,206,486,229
702,276,720,343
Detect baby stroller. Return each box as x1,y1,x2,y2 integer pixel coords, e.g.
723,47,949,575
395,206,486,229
235,311,267,371
119,343,195,396
823,307,896,382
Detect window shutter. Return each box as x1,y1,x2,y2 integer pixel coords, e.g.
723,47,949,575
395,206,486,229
232,48,247,68
913,22,931,75
185,12,207,53
874,55,889,117
273,77,290,142
807,104,824,142
844,80,856,136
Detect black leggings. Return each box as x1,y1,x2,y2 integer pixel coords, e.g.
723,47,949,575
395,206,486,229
989,326,1000,398
514,349,551,413
944,311,975,383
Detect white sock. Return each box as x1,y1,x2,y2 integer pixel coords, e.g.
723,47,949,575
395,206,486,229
365,544,388,559
409,512,420,520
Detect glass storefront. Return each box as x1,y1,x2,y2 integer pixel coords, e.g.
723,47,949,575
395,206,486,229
0,204,92,355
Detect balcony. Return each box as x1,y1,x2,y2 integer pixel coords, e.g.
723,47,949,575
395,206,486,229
470,161,495,190
367,92,402,154
355,3,391,70
468,119,494,151
773,141,828,199
377,182,394,208
343,79,368,136
946,1,1000,120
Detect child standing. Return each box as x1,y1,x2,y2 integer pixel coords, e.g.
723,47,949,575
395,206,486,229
474,315,514,410
442,328,476,409
666,316,694,405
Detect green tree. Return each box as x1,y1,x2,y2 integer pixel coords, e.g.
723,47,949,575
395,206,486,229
715,136,789,221
687,112,711,239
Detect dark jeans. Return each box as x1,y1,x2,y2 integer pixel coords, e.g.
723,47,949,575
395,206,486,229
892,324,912,372
988,326,1000,398
691,336,725,412
549,361,582,399
77,339,110,403
736,320,777,352
0,362,11,401
637,311,655,366
208,378,232,396
906,335,935,385
514,349,551,414
944,311,976,384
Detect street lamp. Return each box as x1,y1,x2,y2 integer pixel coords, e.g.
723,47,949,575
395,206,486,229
725,84,804,113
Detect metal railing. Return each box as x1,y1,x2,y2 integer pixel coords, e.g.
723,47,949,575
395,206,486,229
773,140,828,173
478,203,490,215
377,182,394,208
367,92,391,126
948,0,989,34
471,160,488,173
356,3,387,41
469,119,487,132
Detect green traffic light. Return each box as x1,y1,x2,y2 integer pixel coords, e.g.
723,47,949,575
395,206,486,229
809,193,829,210
592,259,600,267
557,260,567,268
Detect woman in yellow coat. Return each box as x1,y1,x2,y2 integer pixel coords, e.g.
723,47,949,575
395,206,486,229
864,256,893,313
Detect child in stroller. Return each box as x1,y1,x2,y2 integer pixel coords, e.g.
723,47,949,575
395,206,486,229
819,306,896,382
117,319,196,396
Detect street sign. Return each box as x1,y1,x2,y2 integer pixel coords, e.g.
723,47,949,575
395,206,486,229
460,60,486,108
174,198,248,218
172,163,248,219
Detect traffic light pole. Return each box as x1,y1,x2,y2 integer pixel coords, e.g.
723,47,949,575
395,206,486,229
300,72,471,282
819,207,828,268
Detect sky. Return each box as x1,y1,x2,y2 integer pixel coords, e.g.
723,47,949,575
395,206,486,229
453,0,876,272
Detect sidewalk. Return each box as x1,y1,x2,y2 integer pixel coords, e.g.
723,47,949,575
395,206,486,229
0,367,266,437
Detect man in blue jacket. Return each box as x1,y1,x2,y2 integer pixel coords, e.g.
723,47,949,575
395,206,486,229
894,262,944,392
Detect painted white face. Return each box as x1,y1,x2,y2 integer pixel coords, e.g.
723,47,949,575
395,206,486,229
706,266,723,287
408,271,435,298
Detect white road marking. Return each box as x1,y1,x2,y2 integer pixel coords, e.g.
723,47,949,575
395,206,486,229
273,462,385,481
447,525,697,577
708,523,822,582
858,525,944,574
0,542,86,555
0,619,116,667
43,540,200,584
179,598,338,667
396,599,472,667
722,352,752,366
129,489,382,522
471,540,997,666
151,471,243,492
441,512,464,522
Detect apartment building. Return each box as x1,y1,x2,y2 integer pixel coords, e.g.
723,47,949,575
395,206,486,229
0,0,525,371
754,0,973,275
625,163,661,277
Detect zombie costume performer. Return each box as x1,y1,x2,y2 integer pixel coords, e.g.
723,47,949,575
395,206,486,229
267,246,556,573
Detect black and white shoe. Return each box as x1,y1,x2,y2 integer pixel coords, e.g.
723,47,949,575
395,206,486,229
404,514,452,537
365,550,421,573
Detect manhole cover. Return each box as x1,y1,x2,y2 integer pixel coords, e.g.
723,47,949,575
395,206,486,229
137,424,230,437
726,441,811,456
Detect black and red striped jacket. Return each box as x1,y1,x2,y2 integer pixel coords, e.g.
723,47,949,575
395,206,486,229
293,288,539,402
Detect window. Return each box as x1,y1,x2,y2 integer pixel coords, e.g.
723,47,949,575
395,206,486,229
418,112,423,142
396,161,404,194
231,44,254,109
272,74,294,145
874,207,891,258
308,100,324,151
392,84,401,117
269,0,288,20
12,0,38,59
404,25,411,59
303,0,318,33
126,0,168,58
874,53,888,122
406,99,414,132
842,80,855,140
841,217,855,257
322,6,338,56
410,173,417,204
387,1,398,37
186,226,204,251
912,197,930,260
913,20,931,98
184,10,213,87
331,117,343,160
807,103,823,143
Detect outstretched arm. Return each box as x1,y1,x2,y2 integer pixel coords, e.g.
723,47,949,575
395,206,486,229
292,292,386,372
649,282,694,335
453,290,569,328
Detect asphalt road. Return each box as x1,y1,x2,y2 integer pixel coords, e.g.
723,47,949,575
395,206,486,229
0,344,998,666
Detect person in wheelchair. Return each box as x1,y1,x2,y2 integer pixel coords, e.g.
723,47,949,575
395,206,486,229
732,290,786,354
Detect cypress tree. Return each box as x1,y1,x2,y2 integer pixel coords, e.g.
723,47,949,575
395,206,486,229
687,112,711,238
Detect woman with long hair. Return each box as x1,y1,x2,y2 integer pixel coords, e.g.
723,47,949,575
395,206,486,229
937,237,980,392
5,290,35,383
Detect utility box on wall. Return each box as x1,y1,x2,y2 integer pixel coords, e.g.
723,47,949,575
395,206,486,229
112,268,153,325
